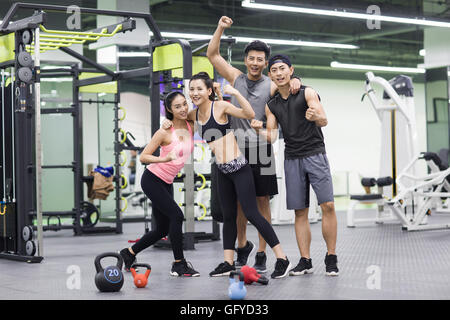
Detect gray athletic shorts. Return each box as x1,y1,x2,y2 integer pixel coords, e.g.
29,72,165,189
284,153,334,210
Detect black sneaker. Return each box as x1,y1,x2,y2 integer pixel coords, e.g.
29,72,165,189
235,240,255,268
253,251,267,273
170,259,200,277
119,248,136,272
324,253,339,276
270,257,291,279
209,261,236,277
289,257,313,276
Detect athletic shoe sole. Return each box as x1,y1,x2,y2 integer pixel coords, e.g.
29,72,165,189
272,262,292,279
289,268,313,276
170,271,200,277
325,271,339,276
254,267,267,273
209,271,233,277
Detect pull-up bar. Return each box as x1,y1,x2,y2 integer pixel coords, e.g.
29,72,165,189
0,2,162,41
27,22,131,54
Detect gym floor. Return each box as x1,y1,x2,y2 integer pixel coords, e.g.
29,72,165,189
0,209,449,300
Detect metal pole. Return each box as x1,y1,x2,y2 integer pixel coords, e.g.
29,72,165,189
34,27,44,257
1,69,5,202
72,64,82,235
10,67,15,201
115,46,122,234
183,79,195,249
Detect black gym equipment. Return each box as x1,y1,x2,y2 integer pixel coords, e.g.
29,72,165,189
21,30,32,44
17,51,32,67
94,252,124,292
0,2,163,262
79,202,100,230
22,225,33,241
17,67,32,83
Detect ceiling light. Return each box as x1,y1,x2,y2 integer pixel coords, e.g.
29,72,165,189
159,32,211,40
41,65,71,70
235,36,358,49
330,61,425,73
155,32,358,49
117,52,150,57
242,0,450,28
40,77,73,82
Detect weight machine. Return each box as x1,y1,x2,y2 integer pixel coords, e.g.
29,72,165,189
347,72,425,228
386,152,450,231
422,150,450,213
0,2,162,262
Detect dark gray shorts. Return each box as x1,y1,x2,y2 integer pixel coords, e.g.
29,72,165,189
284,153,334,210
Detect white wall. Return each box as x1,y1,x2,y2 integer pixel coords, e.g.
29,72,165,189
82,91,151,180
305,76,427,194
119,92,152,146
423,27,450,69
82,93,99,173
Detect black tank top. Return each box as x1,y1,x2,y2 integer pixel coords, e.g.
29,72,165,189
267,85,326,159
196,101,231,143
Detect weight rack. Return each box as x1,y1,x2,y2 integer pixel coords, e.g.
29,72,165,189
0,2,163,262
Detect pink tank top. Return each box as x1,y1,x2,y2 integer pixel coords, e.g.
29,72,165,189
148,121,194,184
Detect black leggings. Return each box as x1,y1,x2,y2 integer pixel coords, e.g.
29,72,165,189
131,170,184,260
217,164,280,250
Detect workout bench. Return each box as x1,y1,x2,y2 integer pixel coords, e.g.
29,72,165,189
347,176,397,227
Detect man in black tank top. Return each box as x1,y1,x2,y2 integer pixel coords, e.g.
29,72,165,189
251,54,340,276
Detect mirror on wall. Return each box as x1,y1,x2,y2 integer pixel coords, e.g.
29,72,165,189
425,67,450,166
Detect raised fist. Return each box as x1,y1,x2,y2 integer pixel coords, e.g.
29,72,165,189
218,16,233,29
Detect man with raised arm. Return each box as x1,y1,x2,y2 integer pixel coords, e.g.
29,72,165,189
206,16,301,273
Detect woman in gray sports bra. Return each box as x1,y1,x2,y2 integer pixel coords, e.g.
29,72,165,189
186,72,291,279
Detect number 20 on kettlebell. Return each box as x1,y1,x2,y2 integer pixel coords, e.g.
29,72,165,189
130,263,151,288
94,252,124,292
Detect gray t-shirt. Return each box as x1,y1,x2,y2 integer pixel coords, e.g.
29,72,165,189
230,73,272,148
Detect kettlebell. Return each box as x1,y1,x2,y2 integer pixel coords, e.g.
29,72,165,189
130,263,151,288
94,252,124,292
228,271,247,300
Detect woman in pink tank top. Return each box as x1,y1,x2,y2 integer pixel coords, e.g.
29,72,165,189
119,91,200,277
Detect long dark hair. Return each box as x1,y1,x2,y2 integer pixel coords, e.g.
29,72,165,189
190,72,215,101
164,91,185,120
